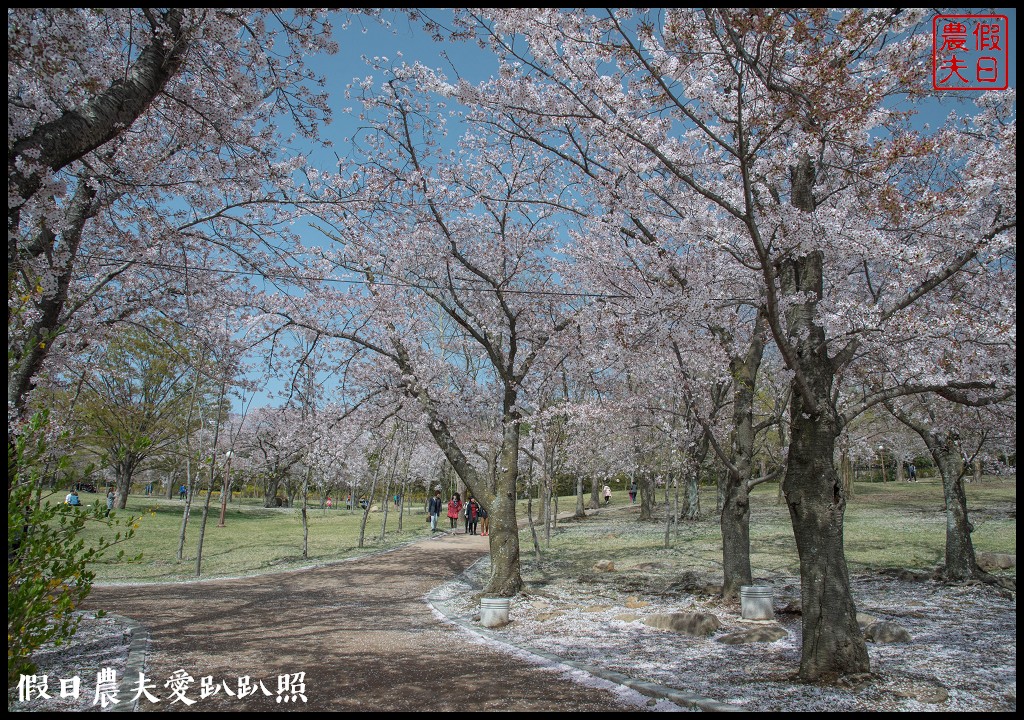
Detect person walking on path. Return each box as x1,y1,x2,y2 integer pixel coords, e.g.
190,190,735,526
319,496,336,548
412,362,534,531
479,504,489,536
428,490,443,532
447,493,463,530
628,480,638,504
464,496,480,535
105,487,116,517
603,484,612,505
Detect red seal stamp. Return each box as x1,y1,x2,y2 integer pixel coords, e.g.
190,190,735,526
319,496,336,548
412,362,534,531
933,14,1009,90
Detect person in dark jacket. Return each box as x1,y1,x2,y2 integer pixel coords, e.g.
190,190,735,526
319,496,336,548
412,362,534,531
427,490,443,531
464,496,480,535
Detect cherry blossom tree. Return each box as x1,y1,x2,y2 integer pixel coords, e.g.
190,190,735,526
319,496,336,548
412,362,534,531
431,8,1015,679
275,68,584,596
8,8,340,422
888,396,1010,580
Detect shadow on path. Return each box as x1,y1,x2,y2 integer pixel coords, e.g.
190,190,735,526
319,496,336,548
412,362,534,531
86,531,646,712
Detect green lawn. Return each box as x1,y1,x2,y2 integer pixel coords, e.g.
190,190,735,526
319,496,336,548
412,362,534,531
79,492,432,583
77,477,1015,584
516,478,1016,581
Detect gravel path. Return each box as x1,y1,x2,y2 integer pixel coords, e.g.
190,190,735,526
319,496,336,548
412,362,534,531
65,531,666,712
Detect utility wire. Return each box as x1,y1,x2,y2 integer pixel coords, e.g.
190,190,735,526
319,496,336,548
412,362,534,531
76,252,634,300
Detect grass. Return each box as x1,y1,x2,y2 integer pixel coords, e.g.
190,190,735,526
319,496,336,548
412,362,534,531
74,477,1015,585
76,492,433,583
517,478,1016,585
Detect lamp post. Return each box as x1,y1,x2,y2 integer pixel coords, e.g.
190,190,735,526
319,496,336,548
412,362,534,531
877,445,888,483
217,450,234,527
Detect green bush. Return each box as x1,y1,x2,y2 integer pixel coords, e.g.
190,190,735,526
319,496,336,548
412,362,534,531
7,412,140,688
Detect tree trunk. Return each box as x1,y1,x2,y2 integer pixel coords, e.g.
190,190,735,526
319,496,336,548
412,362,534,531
935,442,981,579
264,473,281,508
721,322,764,599
574,474,586,518
840,450,853,498
113,458,139,510
638,471,656,521
780,247,868,680
892,412,989,582
301,465,311,560
784,406,866,679
483,420,523,596
194,452,221,577
663,477,673,549
552,488,559,532
672,472,680,541
973,457,982,484
588,475,600,510
176,454,196,562
684,434,708,524
682,461,702,520
358,461,382,549
525,437,542,562
542,467,552,546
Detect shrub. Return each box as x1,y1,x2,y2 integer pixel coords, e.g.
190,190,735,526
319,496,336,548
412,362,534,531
7,412,140,688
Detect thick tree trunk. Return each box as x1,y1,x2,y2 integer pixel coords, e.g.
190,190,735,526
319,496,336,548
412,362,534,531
484,421,523,596
784,408,867,680
890,410,989,582
574,475,586,517
588,475,600,510
720,471,751,600
114,460,136,510
721,321,764,599
935,445,981,579
393,342,523,596
780,248,868,680
263,473,281,508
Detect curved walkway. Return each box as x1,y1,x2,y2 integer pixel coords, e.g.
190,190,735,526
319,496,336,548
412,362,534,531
86,531,658,712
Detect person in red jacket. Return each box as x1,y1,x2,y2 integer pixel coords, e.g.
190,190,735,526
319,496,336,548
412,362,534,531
447,493,462,530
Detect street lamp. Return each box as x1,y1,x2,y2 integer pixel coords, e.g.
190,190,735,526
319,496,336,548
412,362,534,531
217,450,234,527
877,445,888,483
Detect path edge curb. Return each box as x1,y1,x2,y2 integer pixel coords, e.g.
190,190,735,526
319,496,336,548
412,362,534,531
106,613,150,713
